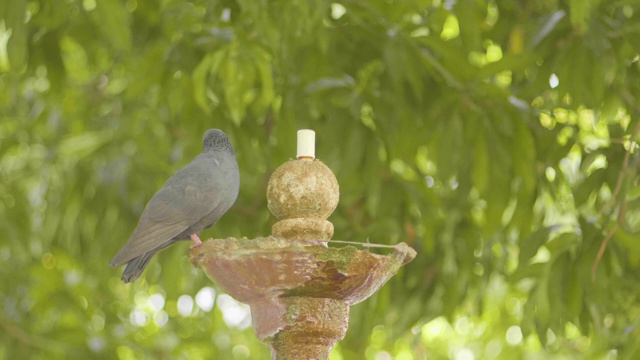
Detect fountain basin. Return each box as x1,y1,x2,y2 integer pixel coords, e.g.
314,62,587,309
190,237,416,358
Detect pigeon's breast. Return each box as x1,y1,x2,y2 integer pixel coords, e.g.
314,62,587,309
186,153,239,233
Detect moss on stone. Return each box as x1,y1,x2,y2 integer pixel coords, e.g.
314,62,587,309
317,245,359,271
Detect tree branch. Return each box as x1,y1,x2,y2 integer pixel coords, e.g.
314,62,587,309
592,202,626,282
592,119,640,281
597,120,640,217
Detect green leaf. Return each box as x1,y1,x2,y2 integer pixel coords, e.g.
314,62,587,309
566,265,583,321
535,278,551,330
510,191,535,236
548,253,569,327
509,262,547,282
475,54,539,79
483,135,512,235
95,0,132,51
419,36,475,81
511,118,536,194
6,0,28,71
601,94,623,121
57,131,111,161
472,128,489,193
124,44,166,99
454,0,482,51
569,0,593,33
435,113,461,180
252,48,275,112
613,227,640,267
518,227,552,267
573,168,606,206
192,50,226,113
547,233,579,259
41,31,65,92
192,53,214,113
521,297,536,338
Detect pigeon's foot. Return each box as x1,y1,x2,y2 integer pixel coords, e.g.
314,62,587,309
190,234,203,249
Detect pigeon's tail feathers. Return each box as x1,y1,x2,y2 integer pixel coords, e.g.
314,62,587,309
121,251,156,283
119,240,176,283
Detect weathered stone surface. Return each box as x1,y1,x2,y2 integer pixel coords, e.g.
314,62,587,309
267,159,339,221
189,237,416,358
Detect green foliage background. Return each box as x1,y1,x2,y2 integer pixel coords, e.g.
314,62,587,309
2,0,640,359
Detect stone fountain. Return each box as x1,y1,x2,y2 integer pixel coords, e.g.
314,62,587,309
189,130,416,359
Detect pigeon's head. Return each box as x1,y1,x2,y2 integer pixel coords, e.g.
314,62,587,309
203,129,234,154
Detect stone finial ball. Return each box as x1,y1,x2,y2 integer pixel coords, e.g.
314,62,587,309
267,160,339,220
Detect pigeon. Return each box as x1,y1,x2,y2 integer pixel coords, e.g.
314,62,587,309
110,129,240,283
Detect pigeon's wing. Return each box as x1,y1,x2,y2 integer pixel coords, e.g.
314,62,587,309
110,183,221,266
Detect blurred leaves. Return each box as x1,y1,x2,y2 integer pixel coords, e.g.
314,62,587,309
2,0,640,359
193,43,275,124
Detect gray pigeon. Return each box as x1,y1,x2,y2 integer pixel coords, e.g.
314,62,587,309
110,129,239,283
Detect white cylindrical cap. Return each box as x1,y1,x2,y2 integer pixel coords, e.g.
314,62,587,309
297,129,316,159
